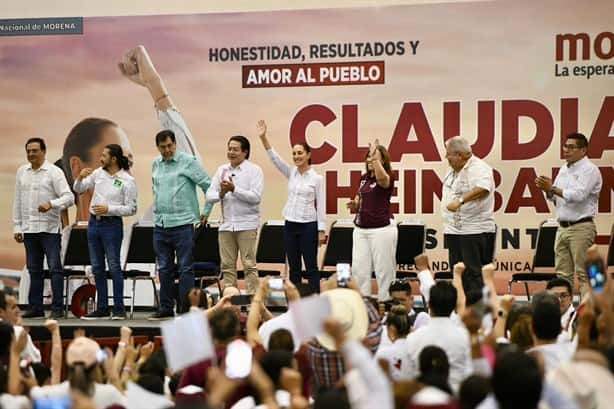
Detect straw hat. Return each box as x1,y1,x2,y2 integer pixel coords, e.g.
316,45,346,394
316,289,368,351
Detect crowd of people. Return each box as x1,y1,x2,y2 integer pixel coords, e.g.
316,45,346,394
7,43,611,408
0,247,613,409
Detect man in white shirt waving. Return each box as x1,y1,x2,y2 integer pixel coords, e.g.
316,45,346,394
74,144,137,320
206,136,264,294
441,136,496,303
13,138,74,319
536,132,602,296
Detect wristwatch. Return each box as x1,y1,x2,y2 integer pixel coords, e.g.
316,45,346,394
458,197,465,205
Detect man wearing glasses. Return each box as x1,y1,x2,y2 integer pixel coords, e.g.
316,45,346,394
536,133,602,297
546,278,575,342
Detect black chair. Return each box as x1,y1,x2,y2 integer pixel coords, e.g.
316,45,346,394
235,221,284,281
60,225,91,315
320,220,354,279
395,221,426,281
192,222,222,292
508,220,558,300
254,221,286,277
122,223,159,318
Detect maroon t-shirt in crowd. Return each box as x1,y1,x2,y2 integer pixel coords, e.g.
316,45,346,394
354,171,394,228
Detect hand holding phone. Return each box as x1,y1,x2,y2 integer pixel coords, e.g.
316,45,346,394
336,263,351,288
268,278,284,291
586,258,606,293
230,295,253,305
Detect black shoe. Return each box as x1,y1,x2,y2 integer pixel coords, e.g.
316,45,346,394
147,310,174,321
49,310,65,319
112,310,127,320
22,309,45,319
81,309,111,320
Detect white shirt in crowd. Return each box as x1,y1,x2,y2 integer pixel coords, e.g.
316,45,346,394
206,160,264,231
378,309,430,351
527,342,576,373
13,160,74,234
441,155,495,235
14,325,41,363
405,316,473,392
375,338,412,380
30,381,125,409
550,156,602,222
266,148,326,231
73,168,137,217
343,340,393,409
558,304,576,343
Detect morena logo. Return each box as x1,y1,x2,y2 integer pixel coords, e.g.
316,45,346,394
555,32,614,61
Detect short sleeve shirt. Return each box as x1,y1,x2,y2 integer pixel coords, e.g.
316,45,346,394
355,171,394,228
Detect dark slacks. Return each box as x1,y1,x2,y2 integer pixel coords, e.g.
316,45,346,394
445,232,495,301
285,220,320,293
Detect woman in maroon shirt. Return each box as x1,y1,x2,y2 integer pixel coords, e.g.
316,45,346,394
346,142,397,301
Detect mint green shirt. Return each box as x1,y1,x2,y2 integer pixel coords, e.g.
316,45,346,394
152,151,212,228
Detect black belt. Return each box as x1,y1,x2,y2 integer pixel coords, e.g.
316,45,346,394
90,214,121,221
559,217,593,228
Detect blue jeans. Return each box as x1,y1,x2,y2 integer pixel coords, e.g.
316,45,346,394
88,216,124,312
23,233,63,311
153,224,194,313
284,221,320,293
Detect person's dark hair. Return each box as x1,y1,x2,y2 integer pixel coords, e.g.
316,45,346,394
465,289,483,307
180,288,209,314
364,144,392,173
532,298,562,341
565,132,588,149
0,289,6,311
68,363,96,396
168,371,183,397
387,305,411,338
510,314,534,351
388,280,411,295
492,352,542,409
268,328,295,352
428,281,457,317
459,375,491,409
260,350,294,389
0,366,7,394
417,346,453,395
25,137,46,152
314,387,351,409
228,135,251,159
293,142,312,165
605,345,614,374
139,349,167,380
137,373,165,395
505,304,533,335
105,144,131,170
545,278,573,297
63,118,117,185
295,283,314,298
156,129,176,146
210,309,240,344
0,322,14,358
31,362,51,387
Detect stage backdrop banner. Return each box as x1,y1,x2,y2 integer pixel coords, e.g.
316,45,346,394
0,0,612,284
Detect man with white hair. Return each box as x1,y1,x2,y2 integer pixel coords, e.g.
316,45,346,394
441,137,495,301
